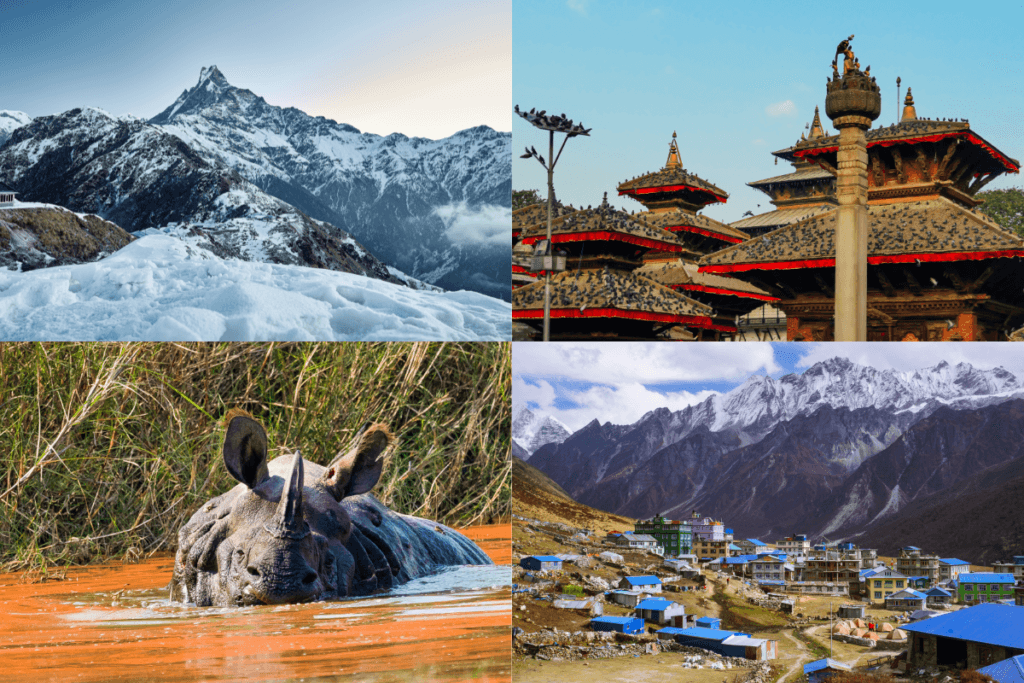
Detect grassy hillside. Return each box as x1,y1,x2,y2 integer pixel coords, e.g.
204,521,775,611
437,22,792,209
0,342,510,571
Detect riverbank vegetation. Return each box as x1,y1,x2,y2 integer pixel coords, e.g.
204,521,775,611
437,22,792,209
0,342,510,571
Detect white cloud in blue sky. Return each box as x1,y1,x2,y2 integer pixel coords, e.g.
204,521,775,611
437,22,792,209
513,342,1024,432
514,0,1023,224
765,100,797,117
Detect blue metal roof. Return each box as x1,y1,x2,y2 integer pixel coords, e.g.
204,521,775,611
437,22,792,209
526,555,563,562
677,627,744,642
978,655,1024,683
758,580,787,586
729,543,742,550
959,573,1015,584
887,589,926,599
636,597,674,611
746,539,767,546
804,659,851,674
902,603,1024,649
939,558,970,566
592,616,639,625
657,627,689,635
624,575,661,586
925,587,952,597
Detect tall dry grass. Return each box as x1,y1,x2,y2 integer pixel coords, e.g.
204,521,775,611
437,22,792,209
0,342,510,572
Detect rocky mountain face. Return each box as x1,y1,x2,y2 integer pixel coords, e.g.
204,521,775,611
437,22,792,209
150,66,511,300
0,107,400,282
0,203,133,271
512,405,571,457
528,358,1024,541
0,110,30,147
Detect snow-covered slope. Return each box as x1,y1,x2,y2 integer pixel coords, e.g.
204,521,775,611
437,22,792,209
0,110,31,147
151,66,511,300
512,405,571,458
0,234,511,341
0,107,401,283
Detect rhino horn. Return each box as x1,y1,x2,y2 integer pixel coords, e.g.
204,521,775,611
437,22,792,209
319,423,392,501
269,451,308,539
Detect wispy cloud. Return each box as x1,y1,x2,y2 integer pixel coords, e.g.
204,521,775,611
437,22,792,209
567,0,591,16
435,202,510,247
765,100,797,117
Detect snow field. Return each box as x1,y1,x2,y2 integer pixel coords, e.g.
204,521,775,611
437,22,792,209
0,235,511,341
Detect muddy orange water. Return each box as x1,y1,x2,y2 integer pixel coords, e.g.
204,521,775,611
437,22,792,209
0,525,511,682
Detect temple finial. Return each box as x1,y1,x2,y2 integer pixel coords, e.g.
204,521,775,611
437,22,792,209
901,86,917,122
808,106,825,139
665,132,683,170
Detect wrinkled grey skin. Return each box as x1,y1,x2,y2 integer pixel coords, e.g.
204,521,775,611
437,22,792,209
170,415,491,606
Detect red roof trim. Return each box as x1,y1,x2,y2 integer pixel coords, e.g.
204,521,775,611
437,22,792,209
792,131,1019,173
677,284,780,302
618,184,727,203
511,264,537,276
700,249,1024,274
513,307,714,327
669,224,744,244
520,230,686,252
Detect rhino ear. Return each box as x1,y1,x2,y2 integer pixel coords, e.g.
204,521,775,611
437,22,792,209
223,412,269,488
320,423,391,501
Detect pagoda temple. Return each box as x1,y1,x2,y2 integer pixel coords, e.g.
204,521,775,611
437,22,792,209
616,133,777,333
732,108,838,238
512,200,578,291
700,88,1023,341
512,194,726,340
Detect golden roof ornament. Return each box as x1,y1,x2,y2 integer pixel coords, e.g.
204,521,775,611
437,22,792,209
901,87,917,122
665,131,683,170
808,106,825,139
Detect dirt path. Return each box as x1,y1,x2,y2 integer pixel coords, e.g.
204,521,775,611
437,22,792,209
777,628,813,683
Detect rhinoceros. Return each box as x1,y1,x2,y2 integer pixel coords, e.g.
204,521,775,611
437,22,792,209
170,410,491,606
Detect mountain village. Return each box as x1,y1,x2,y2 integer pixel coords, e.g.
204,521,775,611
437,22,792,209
513,493,1024,683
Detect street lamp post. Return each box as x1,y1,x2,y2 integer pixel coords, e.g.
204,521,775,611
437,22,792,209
515,106,590,341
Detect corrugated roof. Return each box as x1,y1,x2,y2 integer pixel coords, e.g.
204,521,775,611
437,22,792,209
657,627,690,635
978,654,1024,683
677,627,738,642
592,616,639,625
804,659,852,674
959,573,1015,583
723,635,768,647
939,558,970,566
525,555,562,562
887,589,927,599
636,598,675,611
625,575,662,586
902,603,1024,649
925,587,952,597
749,166,835,187
701,197,1024,272
730,205,834,230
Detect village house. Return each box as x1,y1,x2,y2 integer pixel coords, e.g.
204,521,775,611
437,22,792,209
925,587,954,608
635,597,689,626
751,556,786,582
804,658,852,683
958,573,1016,604
784,581,849,597
519,555,562,572
619,575,662,592
897,547,942,585
866,568,908,603
991,557,1024,583
634,515,693,556
607,531,661,553
775,534,812,562
0,182,17,208
938,558,972,582
886,588,928,611
590,615,645,635
805,543,877,595
607,590,648,608
903,603,1024,669
735,539,773,554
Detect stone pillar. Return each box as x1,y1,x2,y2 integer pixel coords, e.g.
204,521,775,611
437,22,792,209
824,39,880,341
833,118,871,341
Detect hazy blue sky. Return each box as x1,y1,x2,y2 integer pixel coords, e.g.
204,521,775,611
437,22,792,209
513,342,1024,430
0,0,510,139
514,0,1023,224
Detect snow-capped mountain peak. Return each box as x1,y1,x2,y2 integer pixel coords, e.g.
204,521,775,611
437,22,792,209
512,405,571,458
148,66,511,300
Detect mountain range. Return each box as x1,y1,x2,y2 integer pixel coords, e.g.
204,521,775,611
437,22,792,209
512,404,571,457
0,66,510,299
525,358,1024,553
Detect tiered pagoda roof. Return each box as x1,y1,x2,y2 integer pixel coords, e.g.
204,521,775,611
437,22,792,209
637,260,779,303
618,132,729,213
703,197,1024,273
640,210,749,247
513,195,727,339
513,200,578,243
